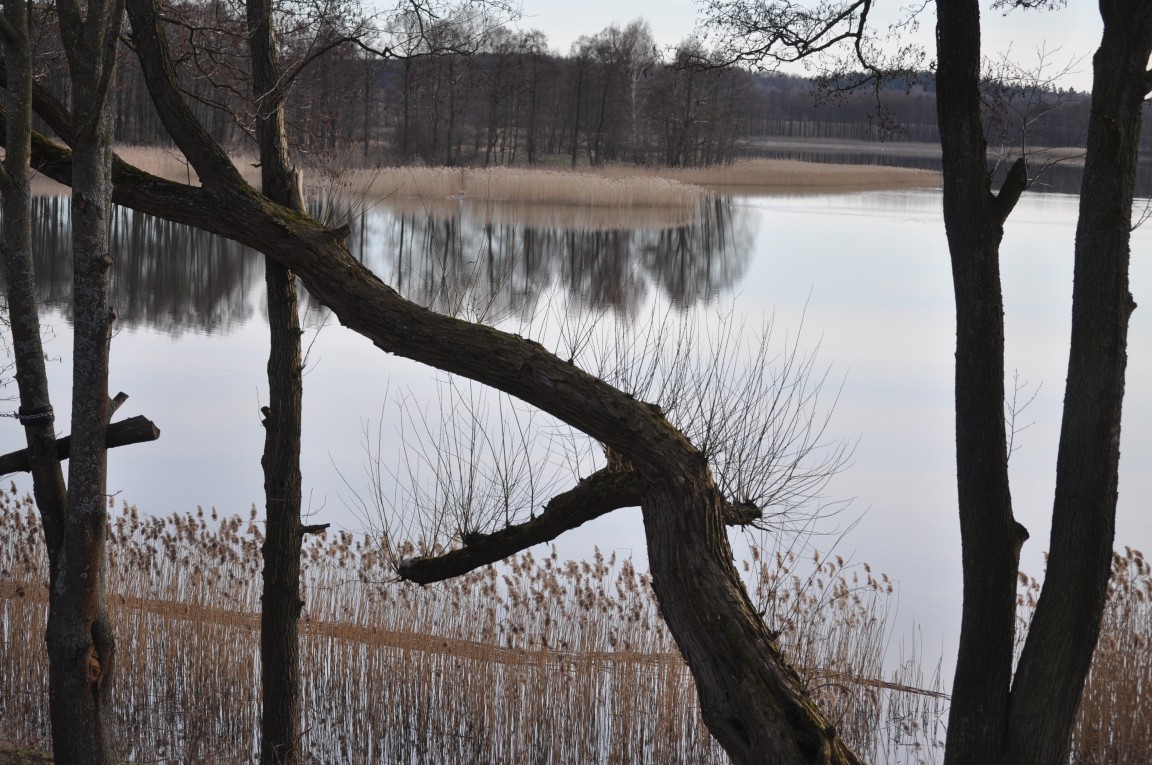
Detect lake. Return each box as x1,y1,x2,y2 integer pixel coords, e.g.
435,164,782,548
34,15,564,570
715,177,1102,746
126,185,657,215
3,187,1150,689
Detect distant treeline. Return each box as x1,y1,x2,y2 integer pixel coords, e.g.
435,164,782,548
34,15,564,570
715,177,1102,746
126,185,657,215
28,12,1151,167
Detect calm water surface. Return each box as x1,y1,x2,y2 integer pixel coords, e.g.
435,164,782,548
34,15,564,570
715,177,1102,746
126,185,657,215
5,189,1150,686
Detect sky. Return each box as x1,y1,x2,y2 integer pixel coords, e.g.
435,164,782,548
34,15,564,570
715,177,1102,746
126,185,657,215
513,0,1104,92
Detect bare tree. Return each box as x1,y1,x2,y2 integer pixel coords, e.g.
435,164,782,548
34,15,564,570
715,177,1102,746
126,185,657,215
246,0,313,762
366,307,850,570
699,1,1150,762
1,0,132,762
0,3,67,574
980,46,1088,191
9,0,870,757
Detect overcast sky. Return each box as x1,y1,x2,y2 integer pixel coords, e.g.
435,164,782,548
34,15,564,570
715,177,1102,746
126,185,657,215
513,0,1104,91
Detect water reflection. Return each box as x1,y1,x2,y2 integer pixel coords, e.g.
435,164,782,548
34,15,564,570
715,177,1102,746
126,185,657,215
25,197,262,336
15,196,753,333
340,196,753,322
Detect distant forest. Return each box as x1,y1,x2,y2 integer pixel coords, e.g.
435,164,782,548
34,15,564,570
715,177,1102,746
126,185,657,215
36,14,1148,168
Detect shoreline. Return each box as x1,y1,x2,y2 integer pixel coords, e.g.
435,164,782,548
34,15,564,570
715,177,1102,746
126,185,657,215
323,157,944,202
32,146,944,202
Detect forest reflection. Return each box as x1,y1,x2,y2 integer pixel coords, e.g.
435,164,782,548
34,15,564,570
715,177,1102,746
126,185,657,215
350,196,753,322
18,195,752,334
26,196,261,336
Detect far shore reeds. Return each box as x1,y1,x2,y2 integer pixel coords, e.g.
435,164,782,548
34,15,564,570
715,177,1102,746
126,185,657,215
346,159,942,208
33,147,942,208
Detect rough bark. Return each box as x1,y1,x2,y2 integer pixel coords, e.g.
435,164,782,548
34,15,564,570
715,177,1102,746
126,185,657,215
0,415,160,473
258,257,305,765
935,2,1028,761
39,1,125,763
247,0,308,761
1004,4,1151,762
0,0,69,587
643,477,859,764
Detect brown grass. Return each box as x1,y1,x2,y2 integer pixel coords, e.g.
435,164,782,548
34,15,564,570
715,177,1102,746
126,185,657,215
4,488,1145,763
0,489,947,763
30,148,938,226
344,160,940,211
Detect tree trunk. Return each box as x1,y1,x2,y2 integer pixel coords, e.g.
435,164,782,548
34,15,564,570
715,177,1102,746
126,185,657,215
526,56,539,164
1004,5,1151,762
936,2,1150,763
247,0,308,762
0,0,69,587
642,474,862,764
571,59,584,166
258,253,305,765
44,2,124,763
936,2,1027,761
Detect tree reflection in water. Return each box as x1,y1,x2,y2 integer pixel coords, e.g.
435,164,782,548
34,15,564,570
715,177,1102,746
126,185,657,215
22,197,262,336
8,195,753,336
357,196,752,323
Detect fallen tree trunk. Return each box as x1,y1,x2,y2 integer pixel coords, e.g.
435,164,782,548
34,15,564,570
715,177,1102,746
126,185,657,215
0,415,160,474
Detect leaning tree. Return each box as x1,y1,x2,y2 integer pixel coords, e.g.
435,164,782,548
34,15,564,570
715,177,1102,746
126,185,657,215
7,0,869,759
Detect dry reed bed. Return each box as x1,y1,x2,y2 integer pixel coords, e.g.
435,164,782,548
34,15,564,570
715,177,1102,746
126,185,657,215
352,166,706,209
347,160,940,211
338,160,939,231
34,149,938,228
34,146,939,202
589,159,942,193
3,489,1146,763
1013,547,1152,761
